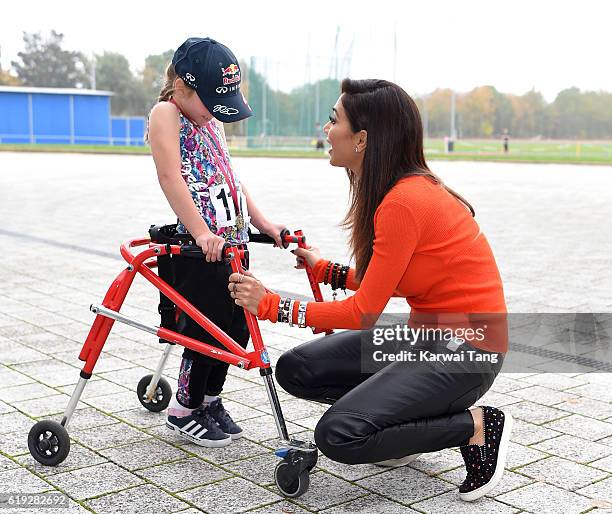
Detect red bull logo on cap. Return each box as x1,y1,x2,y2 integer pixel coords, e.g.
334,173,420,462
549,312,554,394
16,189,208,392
221,63,240,76
221,63,241,85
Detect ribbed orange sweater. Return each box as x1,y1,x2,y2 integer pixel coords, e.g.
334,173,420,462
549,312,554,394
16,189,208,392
258,175,507,352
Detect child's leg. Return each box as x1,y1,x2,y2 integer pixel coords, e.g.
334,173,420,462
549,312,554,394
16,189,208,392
203,283,251,439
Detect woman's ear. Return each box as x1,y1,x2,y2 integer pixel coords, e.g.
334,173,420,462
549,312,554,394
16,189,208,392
173,77,185,94
355,130,367,153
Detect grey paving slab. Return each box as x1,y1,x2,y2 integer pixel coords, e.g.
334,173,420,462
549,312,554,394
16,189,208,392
555,395,612,420
16,442,107,476
315,454,387,482
0,365,35,387
135,457,232,492
0,382,59,403
506,385,580,406
180,436,270,465
224,452,282,485
46,462,144,500
0,429,33,456
543,413,612,441
85,484,190,514
516,456,608,490
320,494,416,513
98,437,189,470
11,359,81,387
411,490,519,513
496,482,596,514
71,421,152,450
576,477,612,505
504,401,569,425
533,434,612,463
510,419,563,445
505,441,550,469
177,476,282,513
437,467,534,497
356,466,454,505
248,500,314,513
48,406,118,431
11,393,85,417
0,466,54,493
407,449,464,476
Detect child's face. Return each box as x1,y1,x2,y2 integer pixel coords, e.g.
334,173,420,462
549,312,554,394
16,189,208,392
176,81,214,126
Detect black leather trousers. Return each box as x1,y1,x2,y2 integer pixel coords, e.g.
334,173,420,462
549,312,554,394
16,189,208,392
275,329,503,464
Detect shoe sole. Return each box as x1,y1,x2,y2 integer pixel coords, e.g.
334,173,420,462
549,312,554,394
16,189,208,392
166,422,232,447
374,453,423,467
226,430,243,441
459,412,514,502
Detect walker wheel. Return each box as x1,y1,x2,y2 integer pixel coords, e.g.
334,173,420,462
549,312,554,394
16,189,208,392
274,461,310,498
28,420,70,466
137,375,172,412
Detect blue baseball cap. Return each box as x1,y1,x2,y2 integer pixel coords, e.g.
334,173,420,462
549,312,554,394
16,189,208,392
172,37,253,123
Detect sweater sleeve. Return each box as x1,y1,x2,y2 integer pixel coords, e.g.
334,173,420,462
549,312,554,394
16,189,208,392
258,200,420,329
312,259,360,291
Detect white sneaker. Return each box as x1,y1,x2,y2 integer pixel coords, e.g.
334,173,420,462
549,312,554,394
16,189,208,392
374,453,423,467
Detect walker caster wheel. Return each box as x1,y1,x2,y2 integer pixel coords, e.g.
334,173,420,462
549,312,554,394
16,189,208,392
274,461,310,498
28,420,70,466
137,374,172,412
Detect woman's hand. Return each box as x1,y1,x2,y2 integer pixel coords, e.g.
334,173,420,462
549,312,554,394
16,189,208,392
292,246,322,269
260,221,287,248
195,231,225,262
228,270,267,315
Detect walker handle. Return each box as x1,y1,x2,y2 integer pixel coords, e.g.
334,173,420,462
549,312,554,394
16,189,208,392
248,229,306,249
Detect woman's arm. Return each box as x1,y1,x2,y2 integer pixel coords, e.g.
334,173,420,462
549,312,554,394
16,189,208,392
259,199,419,329
148,103,224,261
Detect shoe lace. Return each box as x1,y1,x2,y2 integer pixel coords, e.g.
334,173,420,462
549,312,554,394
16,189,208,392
192,408,218,428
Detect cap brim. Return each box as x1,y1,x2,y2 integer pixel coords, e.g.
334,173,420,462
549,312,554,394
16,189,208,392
200,92,253,123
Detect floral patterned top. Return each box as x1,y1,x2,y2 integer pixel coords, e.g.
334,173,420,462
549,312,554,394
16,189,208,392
175,109,249,245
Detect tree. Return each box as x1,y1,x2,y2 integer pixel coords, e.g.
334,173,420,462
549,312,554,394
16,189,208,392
94,51,146,115
142,49,174,110
0,70,21,86
11,31,88,87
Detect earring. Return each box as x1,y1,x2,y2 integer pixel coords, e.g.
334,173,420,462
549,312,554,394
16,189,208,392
355,147,358,152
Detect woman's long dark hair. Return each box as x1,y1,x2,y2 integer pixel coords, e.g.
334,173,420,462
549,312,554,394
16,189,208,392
340,78,475,279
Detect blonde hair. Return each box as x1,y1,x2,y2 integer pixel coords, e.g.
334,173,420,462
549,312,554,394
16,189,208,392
158,63,178,102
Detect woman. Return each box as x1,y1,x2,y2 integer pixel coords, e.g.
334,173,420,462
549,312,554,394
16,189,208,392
228,78,512,502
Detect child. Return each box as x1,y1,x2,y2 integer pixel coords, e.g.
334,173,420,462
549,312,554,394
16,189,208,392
148,37,285,447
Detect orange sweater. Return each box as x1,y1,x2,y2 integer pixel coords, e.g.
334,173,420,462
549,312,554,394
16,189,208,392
258,175,507,352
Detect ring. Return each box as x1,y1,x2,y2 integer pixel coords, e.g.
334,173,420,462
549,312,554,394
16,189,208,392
232,283,238,293
238,274,244,283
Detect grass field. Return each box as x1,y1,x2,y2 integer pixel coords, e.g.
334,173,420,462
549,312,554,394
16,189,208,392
1,139,611,164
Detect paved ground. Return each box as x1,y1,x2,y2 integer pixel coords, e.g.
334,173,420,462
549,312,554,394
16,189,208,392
0,152,611,513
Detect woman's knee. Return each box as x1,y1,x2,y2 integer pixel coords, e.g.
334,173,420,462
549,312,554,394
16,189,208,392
275,349,312,398
314,410,374,465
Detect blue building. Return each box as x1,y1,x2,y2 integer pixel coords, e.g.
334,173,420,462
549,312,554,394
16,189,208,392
0,86,145,146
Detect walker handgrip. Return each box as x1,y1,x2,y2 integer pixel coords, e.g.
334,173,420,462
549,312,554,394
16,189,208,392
248,229,296,249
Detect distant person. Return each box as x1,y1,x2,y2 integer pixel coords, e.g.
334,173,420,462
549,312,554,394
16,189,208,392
502,129,510,153
147,37,286,447
315,122,325,150
229,78,512,502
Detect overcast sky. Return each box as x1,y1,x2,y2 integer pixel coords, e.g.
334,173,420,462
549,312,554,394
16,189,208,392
1,0,610,102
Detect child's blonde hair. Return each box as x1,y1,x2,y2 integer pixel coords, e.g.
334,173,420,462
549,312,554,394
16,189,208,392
158,63,178,103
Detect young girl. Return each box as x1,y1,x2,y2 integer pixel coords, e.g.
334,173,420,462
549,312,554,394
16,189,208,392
148,37,285,447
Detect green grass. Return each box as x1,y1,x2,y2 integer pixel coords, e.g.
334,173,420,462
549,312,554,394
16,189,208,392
1,140,611,165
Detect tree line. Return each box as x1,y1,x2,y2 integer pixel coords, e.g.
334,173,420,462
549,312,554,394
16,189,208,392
2,31,610,140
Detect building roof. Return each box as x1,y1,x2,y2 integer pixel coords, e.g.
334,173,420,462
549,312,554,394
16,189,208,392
0,86,114,96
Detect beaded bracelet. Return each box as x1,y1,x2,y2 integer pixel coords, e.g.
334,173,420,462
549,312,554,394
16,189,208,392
323,261,333,285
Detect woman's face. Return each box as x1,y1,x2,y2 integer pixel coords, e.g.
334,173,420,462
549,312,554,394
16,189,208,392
323,95,364,171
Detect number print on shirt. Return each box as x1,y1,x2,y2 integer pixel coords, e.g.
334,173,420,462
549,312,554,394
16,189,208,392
210,184,237,228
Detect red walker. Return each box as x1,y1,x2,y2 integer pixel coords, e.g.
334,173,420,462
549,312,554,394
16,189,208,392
27,226,330,498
